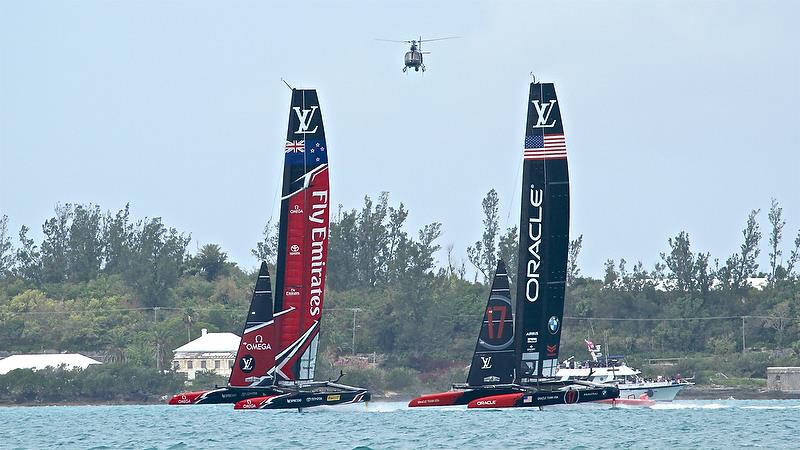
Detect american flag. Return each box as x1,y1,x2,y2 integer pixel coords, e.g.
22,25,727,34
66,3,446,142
285,140,305,153
523,134,567,160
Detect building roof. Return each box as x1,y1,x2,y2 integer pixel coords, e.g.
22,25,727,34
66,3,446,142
0,353,102,375
173,329,240,354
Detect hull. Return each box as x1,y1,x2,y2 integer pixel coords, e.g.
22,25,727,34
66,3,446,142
467,386,619,409
618,383,689,401
234,389,370,410
168,386,280,405
408,387,519,407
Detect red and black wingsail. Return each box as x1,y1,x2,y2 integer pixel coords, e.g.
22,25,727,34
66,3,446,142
229,261,279,387
467,260,515,386
273,89,330,382
514,82,569,382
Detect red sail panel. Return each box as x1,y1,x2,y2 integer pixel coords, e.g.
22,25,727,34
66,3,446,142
273,89,330,381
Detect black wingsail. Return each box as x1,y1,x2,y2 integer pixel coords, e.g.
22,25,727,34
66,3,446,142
514,82,570,383
467,260,515,386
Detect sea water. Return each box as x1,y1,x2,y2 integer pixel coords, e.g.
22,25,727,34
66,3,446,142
1,400,798,449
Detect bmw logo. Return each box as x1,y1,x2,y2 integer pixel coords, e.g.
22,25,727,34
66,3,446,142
548,316,560,334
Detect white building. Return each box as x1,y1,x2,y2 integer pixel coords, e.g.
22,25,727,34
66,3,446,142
172,328,240,380
0,353,102,375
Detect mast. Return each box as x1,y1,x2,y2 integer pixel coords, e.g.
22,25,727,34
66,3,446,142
229,262,278,387
514,82,570,383
273,89,330,382
467,260,516,386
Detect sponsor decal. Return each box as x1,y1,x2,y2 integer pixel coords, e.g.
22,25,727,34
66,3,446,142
530,100,558,129
564,390,579,404
290,204,303,214
475,400,496,406
480,356,492,369
548,316,560,334
239,355,255,373
483,376,500,383
306,396,323,402
524,185,544,303
243,334,272,351
308,189,328,317
546,344,558,356
293,106,319,134
177,394,191,404
286,288,300,297
287,398,302,403
326,395,341,401
527,337,538,344
289,244,300,256
418,398,440,404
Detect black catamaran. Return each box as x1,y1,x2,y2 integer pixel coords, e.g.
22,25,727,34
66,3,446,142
409,81,619,409
170,89,370,409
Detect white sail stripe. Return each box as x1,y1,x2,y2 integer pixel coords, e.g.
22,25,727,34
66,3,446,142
279,164,329,200
273,306,295,318
242,307,295,334
243,319,274,334
254,290,271,294
274,321,319,370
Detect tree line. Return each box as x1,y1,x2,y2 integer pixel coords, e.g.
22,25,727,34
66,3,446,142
0,193,799,399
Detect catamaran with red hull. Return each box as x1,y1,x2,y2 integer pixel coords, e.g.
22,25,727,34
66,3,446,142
235,88,369,410
409,81,618,409
171,89,370,409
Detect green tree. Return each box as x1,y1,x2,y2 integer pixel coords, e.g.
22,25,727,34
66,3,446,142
498,225,519,285
251,219,279,266
566,234,583,286
68,204,103,282
719,209,762,290
125,218,190,307
14,225,40,282
193,243,228,281
767,198,785,284
102,204,133,276
0,215,13,278
467,189,500,283
40,203,73,283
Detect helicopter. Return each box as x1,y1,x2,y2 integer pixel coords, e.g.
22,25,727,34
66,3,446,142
376,36,459,73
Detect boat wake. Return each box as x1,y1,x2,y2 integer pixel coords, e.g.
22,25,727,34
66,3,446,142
649,402,729,410
739,405,800,410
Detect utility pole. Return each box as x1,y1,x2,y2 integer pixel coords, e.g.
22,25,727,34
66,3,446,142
352,309,357,356
741,316,746,353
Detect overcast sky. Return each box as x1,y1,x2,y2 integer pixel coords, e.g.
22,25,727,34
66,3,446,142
1,0,798,277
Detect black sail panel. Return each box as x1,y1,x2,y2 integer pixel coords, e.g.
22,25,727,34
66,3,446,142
515,82,569,382
467,260,516,386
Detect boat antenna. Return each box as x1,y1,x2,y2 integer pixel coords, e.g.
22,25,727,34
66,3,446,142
281,78,294,90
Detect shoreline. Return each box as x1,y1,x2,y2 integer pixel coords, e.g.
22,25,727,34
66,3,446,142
3,386,799,407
